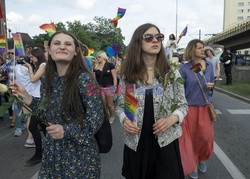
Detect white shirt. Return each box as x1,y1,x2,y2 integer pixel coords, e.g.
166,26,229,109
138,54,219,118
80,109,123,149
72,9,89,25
15,64,41,98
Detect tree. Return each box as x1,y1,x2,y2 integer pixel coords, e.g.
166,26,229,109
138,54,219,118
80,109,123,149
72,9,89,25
32,16,126,54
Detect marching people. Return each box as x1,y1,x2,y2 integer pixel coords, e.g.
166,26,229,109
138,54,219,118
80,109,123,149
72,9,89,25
94,51,117,123
22,47,47,164
179,39,215,179
10,31,104,178
165,33,177,60
116,23,188,179
204,46,220,80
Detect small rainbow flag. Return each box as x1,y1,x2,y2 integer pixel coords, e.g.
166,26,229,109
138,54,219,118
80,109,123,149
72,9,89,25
124,84,138,122
39,23,56,37
88,48,95,56
110,7,126,27
0,35,7,53
190,63,202,73
12,33,25,56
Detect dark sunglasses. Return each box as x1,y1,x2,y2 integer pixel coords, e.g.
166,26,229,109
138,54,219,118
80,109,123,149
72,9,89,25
143,33,164,42
8,52,14,55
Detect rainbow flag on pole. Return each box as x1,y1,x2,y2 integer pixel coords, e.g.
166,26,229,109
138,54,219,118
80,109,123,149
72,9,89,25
12,33,25,56
39,23,56,37
110,7,126,27
0,35,7,53
124,84,138,122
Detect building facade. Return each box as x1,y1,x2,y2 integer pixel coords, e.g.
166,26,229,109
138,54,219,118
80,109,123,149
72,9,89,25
224,0,250,30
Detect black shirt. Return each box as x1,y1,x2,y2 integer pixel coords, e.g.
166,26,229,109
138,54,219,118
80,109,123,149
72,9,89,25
94,62,115,87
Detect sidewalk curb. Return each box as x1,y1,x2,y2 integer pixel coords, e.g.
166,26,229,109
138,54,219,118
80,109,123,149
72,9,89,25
215,87,250,104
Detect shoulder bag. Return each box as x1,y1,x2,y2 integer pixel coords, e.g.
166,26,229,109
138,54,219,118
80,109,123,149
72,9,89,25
193,72,219,122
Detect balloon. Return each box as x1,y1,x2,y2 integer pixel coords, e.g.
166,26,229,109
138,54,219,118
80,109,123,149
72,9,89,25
112,44,121,55
106,46,115,57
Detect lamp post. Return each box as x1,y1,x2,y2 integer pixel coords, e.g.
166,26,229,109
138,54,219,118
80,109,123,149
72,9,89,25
175,0,178,38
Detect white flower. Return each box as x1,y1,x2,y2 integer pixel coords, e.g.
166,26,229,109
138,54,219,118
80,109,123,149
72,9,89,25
0,84,9,94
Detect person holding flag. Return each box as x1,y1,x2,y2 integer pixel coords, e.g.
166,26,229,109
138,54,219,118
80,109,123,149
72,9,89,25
115,23,187,179
178,39,215,179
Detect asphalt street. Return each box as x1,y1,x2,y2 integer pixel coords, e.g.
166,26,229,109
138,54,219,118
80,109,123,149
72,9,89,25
0,90,249,179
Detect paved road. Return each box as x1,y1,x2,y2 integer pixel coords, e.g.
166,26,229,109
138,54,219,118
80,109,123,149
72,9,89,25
0,91,249,179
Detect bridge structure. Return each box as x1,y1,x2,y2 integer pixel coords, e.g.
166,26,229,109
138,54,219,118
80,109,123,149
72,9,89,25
204,19,250,51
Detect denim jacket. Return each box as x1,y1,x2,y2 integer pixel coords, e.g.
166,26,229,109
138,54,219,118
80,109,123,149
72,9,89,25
115,69,188,151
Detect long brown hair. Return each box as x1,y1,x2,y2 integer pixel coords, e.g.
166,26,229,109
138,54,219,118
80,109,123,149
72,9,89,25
30,48,46,72
45,31,90,126
184,39,204,62
121,23,170,84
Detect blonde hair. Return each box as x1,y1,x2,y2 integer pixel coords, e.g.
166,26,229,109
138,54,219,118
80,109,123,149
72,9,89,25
95,51,109,69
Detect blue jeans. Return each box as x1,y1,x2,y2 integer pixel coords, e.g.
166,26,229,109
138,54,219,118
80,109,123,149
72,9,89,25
13,99,21,129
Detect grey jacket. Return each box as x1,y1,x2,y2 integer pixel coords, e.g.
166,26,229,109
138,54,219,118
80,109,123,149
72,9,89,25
115,69,188,151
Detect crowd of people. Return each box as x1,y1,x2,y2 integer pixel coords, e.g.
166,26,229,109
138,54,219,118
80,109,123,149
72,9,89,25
0,22,231,178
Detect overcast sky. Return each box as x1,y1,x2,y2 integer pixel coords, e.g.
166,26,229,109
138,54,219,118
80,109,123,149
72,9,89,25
6,0,224,48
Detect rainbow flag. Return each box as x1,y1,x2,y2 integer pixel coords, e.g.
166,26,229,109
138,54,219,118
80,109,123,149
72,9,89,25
88,48,95,56
12,33,25,56
0,35,7,53
124,85,138,122
190,63,202,73
39,23,56,37
110,7,126,27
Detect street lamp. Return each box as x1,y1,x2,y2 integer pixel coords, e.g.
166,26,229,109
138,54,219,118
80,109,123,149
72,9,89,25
175,0,178,38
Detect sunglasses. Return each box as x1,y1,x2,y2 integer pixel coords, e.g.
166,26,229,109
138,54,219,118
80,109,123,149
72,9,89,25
143,33,164,42
8,52,14,55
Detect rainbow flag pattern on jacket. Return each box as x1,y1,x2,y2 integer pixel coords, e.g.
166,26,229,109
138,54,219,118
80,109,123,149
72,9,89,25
110,7,126,27
124,85,138,122
12,33,25,56
0,35,7,53
39,23,56,37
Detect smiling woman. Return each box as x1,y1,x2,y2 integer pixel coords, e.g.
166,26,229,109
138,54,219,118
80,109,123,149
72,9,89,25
10,31,105,178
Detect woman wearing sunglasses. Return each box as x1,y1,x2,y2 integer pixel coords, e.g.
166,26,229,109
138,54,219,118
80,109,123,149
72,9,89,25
116,23,187,179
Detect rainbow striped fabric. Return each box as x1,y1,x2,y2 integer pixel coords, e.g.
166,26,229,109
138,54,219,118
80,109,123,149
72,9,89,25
190,63,202,73
39,23,56,37
110,7,126,27
124,85,138,122
12,33,25,56
0,35,7,53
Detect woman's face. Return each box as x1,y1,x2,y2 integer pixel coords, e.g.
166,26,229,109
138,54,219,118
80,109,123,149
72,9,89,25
48,33,77,63
96,53,105,63
194,42,205,59
141,27,162,55
30,54,38,63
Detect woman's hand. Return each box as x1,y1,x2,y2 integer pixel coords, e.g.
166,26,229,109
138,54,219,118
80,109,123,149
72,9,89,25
46,123,64,140
206,82,214,90
22,61,32,68
123,117,140,134
153,115,178,135
9,81,33,105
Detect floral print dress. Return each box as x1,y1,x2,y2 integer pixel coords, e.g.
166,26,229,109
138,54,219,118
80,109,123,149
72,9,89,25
30,72,104,179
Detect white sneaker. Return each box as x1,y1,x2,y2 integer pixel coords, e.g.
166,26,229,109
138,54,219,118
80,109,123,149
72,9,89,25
14,128,22,137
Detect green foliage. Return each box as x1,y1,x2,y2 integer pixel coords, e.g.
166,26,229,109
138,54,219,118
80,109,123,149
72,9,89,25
31,16,126,53
217,82,250,99
0,95,14,117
